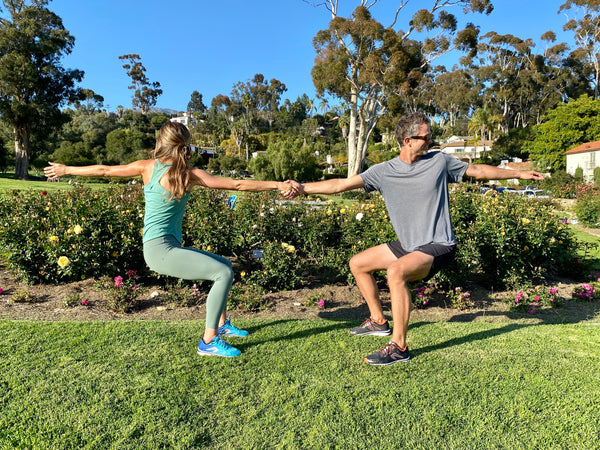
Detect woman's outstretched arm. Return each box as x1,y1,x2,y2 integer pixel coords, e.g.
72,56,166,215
190,168,300,197
44,160,150,180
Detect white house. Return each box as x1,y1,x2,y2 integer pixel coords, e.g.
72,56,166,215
170,112,196,127
439,139,494,163
566,141,600,182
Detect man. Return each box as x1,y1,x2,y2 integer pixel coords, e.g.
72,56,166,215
298,112,544,366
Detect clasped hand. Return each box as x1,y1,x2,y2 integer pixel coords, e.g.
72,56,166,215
280,180,305,199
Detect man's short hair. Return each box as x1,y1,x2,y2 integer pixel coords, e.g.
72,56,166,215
395,113,430,145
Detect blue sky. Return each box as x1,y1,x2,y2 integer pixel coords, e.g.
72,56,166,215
49,0,574,113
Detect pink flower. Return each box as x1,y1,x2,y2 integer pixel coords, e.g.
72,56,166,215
422,300,429,306
418,293,425,299
464,292,471,298
81,300,88,306
0,287,3,295
114,276,124,288
192,284,199,296
549,288,557,295
455,287,461,292
132,284,138,291
317,299,325,308
534,296,540,302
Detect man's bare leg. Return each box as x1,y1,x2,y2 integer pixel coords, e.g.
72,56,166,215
349,244,399,323
386,251,434,348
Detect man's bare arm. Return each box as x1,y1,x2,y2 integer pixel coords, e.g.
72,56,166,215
301,174,365,195
465,164,545,181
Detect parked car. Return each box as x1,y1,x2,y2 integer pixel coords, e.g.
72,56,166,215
496,187,517,194
523,189,550,198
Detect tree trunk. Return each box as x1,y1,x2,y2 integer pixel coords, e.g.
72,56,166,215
14,125,30,180
347,106,360,177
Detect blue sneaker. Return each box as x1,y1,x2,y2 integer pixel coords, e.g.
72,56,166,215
197,336,241,358
218,318,249,337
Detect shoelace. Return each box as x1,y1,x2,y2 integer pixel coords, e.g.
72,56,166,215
213,337,233,350
380,342,401,355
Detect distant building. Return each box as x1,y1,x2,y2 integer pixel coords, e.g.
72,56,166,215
566,141,600,182
170,112,197,127
439,138,494,163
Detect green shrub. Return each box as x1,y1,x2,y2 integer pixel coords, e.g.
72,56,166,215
0,182,583,291
574,189,600,228
246,241,302,292
448,184,580,288
0,185,145,283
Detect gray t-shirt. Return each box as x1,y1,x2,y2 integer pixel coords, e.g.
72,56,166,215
360,151,468,252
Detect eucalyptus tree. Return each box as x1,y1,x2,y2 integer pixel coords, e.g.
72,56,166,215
0,0,84,179
230,74,287,159
475,31,580,131
308,0,492,177
118,54,162,113
560,0,600,98
431,68,481,129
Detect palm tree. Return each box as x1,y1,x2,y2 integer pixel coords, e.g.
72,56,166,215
468,107,502,159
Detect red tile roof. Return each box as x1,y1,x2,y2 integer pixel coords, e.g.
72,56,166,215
566,141,600,154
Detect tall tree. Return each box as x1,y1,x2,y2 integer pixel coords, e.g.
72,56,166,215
118,54,162,113
187,90,206,120
0,0,84,179
309,0,492,177
560,0,600,98
230,74,287,159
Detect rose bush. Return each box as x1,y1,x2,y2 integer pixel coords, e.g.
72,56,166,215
0,183,586,293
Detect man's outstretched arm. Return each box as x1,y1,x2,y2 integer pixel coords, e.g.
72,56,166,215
299,174,365,195
465,164,545,181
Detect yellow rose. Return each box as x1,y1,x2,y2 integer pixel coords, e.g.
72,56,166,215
340,209,346,214
48,235,59,242
73,225,83,234
57,256,70,268
327,209,333,215
241,272,246,278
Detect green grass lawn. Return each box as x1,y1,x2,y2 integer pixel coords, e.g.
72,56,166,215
0,173,111,193
1,317,599,448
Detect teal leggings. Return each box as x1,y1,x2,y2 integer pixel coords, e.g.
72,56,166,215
143,235,233,329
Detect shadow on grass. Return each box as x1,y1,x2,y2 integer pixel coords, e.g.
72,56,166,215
309,289,600,359
237,318,353,349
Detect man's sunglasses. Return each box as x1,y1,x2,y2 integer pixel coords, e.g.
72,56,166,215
410,135,438,147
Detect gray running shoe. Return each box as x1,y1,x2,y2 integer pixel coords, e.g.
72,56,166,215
363,341,410,365
348,318,391,336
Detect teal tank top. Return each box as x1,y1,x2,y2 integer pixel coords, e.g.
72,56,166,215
142,160,191,243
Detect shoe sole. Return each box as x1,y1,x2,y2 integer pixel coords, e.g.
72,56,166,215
197,349,240,357
348,330,391,336
363,356,410,365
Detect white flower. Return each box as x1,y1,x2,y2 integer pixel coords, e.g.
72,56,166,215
356,213,364,221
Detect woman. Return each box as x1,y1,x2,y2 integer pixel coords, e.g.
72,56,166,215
44,121,299,358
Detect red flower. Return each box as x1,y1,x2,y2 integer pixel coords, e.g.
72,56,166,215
41,191,47,195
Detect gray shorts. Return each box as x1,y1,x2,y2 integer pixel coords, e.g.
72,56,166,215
386,241,457,281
